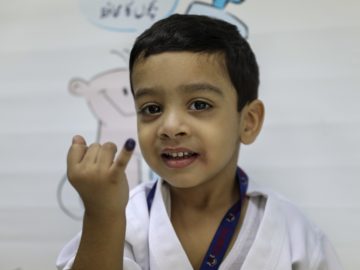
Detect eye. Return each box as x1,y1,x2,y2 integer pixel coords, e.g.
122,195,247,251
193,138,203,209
138,104,162,115
189,100,212,111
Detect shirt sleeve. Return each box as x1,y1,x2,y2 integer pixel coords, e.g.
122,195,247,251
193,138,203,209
312,233,344,270
56,232,80,270
55,232,142,270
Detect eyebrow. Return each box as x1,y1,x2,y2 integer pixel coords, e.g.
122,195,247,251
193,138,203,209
179,83,224,97
134,83,224,100
134,88,159,100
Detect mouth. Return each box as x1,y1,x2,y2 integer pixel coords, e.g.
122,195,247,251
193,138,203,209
161,149,199,168
161,151,198,159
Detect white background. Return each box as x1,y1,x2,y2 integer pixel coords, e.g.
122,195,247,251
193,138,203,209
0,0,359,269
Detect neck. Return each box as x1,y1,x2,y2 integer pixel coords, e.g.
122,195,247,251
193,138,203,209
169,167,239,212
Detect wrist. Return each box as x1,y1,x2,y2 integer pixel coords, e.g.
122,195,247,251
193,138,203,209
84,208,126,225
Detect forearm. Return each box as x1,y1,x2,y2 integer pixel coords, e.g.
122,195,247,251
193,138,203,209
66,136,135,270
72,212,126,270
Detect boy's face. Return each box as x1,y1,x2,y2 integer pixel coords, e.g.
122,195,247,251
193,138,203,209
132,52,242,188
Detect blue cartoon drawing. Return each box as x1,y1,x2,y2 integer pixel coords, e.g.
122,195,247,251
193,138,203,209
57,51,142,220
186,0,248,38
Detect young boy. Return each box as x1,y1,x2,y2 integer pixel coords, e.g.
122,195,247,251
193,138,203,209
57,14,342,270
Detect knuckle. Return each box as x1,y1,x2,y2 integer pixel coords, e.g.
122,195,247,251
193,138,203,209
67,167,81,183
95,165,105,176
89,143,101,149
67,170,74,182
88,163,108,179
69,164,92,179
67,145,77,157
116,157,128,168
103,142,117,151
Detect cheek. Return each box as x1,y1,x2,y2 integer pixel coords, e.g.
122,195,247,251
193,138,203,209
137,129,149,149
137,123,156,156
137,121,150,140
204,118,240,151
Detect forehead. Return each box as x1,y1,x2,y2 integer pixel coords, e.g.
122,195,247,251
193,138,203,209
131,52,236,98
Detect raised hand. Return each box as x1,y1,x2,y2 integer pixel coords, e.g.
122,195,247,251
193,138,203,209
67,135,136,219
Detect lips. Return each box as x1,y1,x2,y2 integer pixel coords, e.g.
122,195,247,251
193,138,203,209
161,148,199,169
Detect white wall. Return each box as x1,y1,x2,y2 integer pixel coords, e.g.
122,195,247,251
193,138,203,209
0,0,359,269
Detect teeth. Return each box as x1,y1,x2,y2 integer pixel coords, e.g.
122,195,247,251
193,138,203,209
166,152,192,158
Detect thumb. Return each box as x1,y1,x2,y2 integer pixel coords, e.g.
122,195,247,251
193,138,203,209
112,138,136,171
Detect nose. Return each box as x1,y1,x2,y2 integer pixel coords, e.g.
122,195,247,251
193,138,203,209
157,110,189,140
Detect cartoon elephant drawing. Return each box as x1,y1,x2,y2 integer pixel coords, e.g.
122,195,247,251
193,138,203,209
57,67,143,220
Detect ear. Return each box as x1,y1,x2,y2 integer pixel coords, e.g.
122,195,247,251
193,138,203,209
239,99,265,145
68,78,88,96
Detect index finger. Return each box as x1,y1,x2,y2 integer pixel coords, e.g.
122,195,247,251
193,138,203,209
111,138,136,171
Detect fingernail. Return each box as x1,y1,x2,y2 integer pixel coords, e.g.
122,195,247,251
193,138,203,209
124,138,136,151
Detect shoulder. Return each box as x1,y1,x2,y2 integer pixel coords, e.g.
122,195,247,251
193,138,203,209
247,181,342,269
253,184,324,244
270,192,342,269
267,190,322,239
248,181,321,236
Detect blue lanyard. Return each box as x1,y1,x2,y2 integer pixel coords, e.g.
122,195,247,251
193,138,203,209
146,167,249,269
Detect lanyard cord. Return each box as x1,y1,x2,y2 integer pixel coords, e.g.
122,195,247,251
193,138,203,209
146,167,249,269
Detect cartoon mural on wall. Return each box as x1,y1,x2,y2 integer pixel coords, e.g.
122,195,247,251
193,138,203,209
186,0,248,38
58,0,249,220
57,52,143,219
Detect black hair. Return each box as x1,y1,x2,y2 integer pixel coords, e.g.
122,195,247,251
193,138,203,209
129,14,259,111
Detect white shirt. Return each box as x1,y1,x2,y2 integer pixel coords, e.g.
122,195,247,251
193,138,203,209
56,179,343,270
